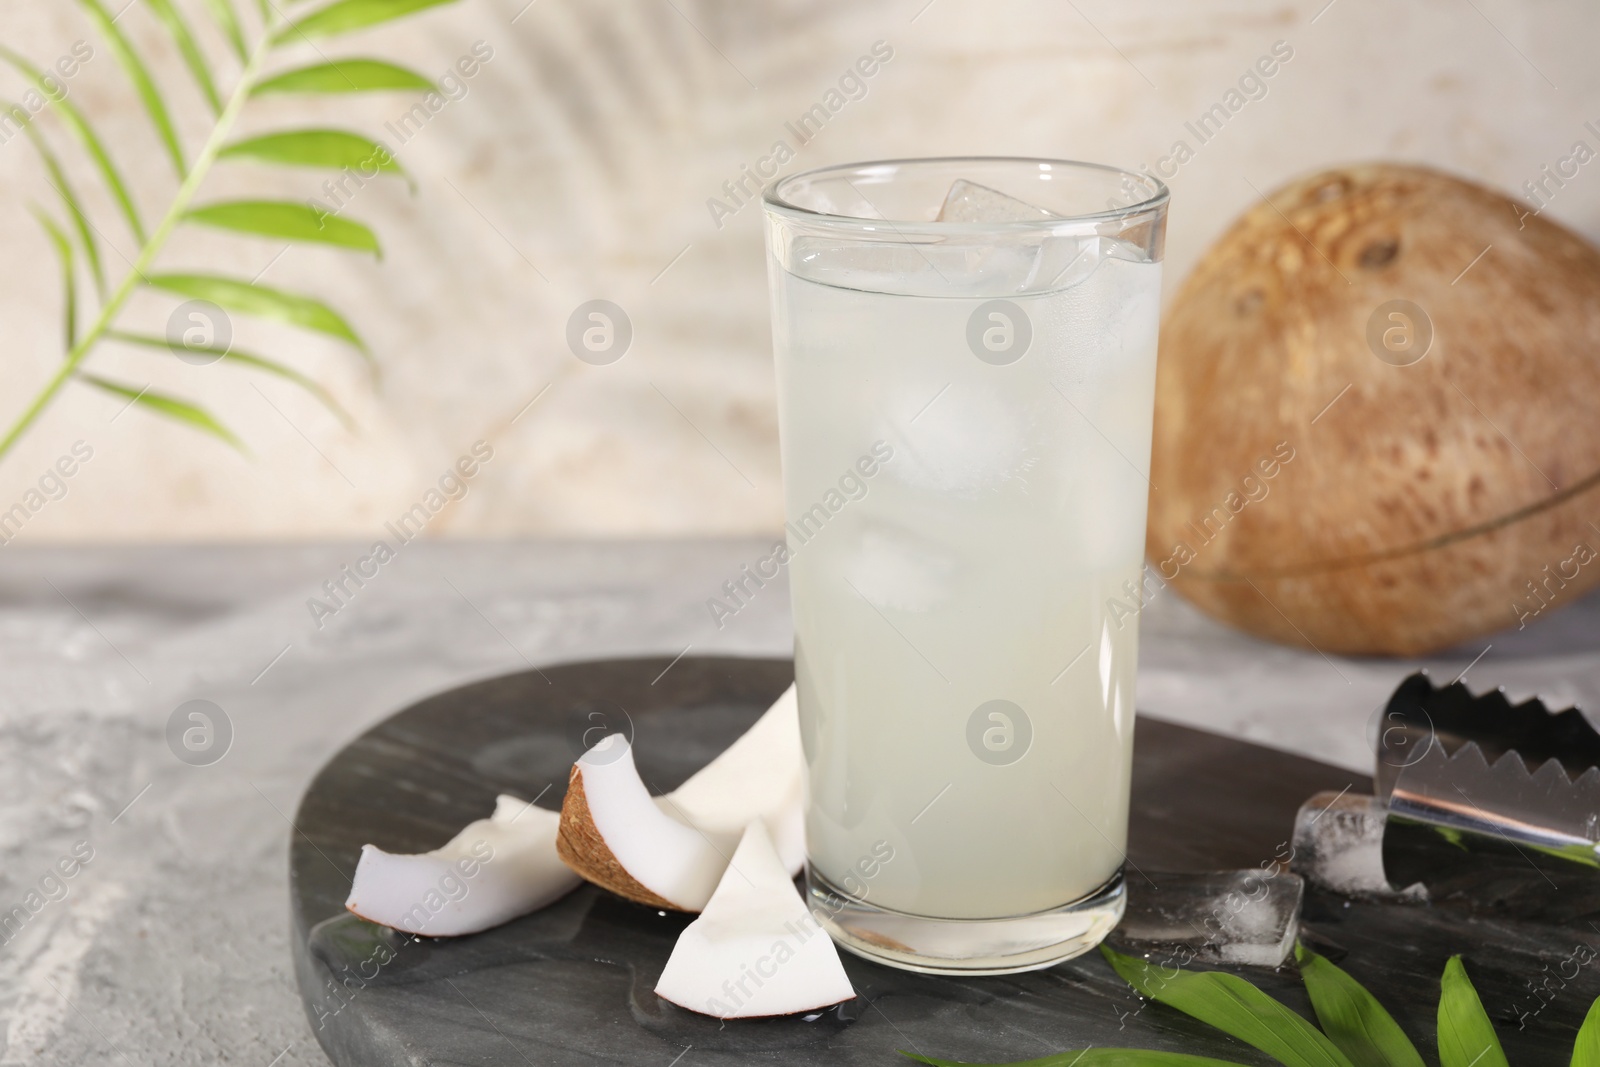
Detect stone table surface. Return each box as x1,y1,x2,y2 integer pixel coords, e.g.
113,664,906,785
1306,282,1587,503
1,538,1598,1066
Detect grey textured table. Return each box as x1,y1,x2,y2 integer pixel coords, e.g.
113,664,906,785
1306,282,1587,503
2,539,1598,1066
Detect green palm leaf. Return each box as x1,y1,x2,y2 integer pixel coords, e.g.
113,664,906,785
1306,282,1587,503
145,0,223,114
30,209,77,351
105,330,355,429
1102,947,1354,1067
0,0,453,461
0,46,146,242
1573,994,1600,1067
16,115,106,298
201,0,248,62
77,0,186,176
146,273,369,357
1437,957,1509,1067
253,58,434,94
185,200,380,255
78,374,246,452
1294,945,1424,1067
272,0,458,44
902,1051,1250,1066
217,128,402,176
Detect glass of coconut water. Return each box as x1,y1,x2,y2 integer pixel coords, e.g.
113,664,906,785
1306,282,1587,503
762,158,1168,974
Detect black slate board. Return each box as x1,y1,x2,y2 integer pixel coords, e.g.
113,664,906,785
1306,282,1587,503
290,656,1598,1065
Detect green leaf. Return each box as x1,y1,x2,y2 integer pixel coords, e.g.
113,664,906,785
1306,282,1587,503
1294,945,1424,1067
1102,947,1354,1067
901,1051,1252,1067
78,374,247,452
253,58,434,94
217,128,402,176
185,200,381,256
30,208,77,351
145,0,223,114
0,46,146,242
201,0,248,62
272,0,458,44
146,273,369,357
77,0,186,176
15,113,106,298
104,330,355,429
1573,993,1600,1067
1438,957,1509,1067
1530,839,1600,869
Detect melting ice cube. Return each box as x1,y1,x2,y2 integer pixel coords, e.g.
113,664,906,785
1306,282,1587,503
1114,869,1305,968
1290,790,1427,901
934,179,1151,294
842,521,956,613
880,384,1036,498
936,179,1059,223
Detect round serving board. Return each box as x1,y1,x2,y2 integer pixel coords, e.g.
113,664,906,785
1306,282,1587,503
290,656,1591,1065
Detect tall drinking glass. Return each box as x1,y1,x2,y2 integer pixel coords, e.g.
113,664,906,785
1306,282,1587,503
762,158,1168,974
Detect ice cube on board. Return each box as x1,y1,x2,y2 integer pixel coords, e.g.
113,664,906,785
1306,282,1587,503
1291,790,1427,901
1114,869,1304,968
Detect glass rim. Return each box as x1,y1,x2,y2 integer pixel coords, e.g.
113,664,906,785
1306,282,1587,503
762,155,1169,234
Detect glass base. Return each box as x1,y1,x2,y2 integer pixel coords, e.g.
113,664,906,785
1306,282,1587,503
807,866,1125,975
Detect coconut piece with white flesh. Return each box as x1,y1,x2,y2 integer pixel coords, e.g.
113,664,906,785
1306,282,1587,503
345,795,580,937
663,683,804,871
655,820,855,1019
557,683,803,912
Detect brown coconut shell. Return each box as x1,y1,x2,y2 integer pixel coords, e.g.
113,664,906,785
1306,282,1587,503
1149,163,1600,656
555,762,685,911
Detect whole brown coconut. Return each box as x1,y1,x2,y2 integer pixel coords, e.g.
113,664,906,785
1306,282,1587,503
1148,163,1600,656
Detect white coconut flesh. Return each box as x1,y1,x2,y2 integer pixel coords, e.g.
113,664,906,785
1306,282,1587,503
559,684,805,911
346,794,580,937
654,821,855,1019
661,682,805,874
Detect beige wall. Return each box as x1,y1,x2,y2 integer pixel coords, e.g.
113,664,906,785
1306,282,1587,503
1,0,1596,542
